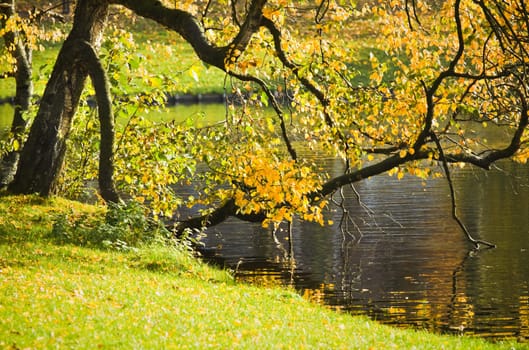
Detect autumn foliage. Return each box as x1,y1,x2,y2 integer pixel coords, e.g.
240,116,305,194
1,1,529,243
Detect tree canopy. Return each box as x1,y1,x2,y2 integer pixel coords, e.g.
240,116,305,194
2,0,529,248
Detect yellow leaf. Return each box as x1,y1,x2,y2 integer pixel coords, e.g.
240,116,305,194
189,67,199,82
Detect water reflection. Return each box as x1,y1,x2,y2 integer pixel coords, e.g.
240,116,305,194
201,161,529,342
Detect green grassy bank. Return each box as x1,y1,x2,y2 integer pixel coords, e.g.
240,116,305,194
0,27,230,101
0,195,524,349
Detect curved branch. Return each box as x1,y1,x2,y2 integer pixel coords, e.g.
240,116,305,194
229,70,297,161
446,82,529,169
315,154,407,199
111,0,223,68
261,17,330,117
112,0,267,71
260,15,351,167
73,39,120,203
169,198,265,235
170,153,410,235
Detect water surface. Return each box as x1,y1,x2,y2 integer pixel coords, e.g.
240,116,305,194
200,159,529,342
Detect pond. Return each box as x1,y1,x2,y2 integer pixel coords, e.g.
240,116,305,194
1,103,529,342
199,159,529,342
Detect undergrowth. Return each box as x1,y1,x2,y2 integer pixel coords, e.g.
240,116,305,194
49,200,174,251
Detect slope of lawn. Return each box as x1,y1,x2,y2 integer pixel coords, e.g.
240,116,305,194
0,195,524,349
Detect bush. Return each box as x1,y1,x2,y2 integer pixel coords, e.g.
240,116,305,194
49,201,172,251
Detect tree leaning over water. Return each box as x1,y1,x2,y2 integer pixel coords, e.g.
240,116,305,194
4,0,529,248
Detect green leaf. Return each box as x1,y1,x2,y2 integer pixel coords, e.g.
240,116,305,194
260,92,269,107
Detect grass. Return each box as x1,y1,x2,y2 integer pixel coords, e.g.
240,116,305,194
0,195,525,349
0,18,229,100
0,15,387,100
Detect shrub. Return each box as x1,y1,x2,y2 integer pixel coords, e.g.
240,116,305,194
49,200,173,251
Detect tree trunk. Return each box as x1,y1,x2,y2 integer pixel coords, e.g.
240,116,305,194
72,39,119,203
8,0,109,196
0,0,32,186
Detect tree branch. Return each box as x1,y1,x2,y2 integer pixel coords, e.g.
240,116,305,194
260,15,351,167
228,70,297,161
112,0,266,71
72,39,120,203
169,198,266,236
413,0,465,152
431,132,496,249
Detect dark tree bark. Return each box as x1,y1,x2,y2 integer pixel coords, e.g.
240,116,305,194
0,0,32,186
72,39,119,203
8,0,110,197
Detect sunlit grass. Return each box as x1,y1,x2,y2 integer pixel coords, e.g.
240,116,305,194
0,194,522,349
0,15,384,100
0,17,228,100
0,42,62,99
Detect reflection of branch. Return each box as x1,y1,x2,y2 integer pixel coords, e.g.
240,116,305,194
431,132,495,249
330,187,362,244
445,249,474,334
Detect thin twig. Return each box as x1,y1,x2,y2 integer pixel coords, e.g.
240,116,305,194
431,132,496,249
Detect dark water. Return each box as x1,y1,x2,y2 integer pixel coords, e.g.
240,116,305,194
2,103,529,342
200,159,529,342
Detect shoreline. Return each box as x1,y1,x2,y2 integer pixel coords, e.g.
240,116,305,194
0,90,293,107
